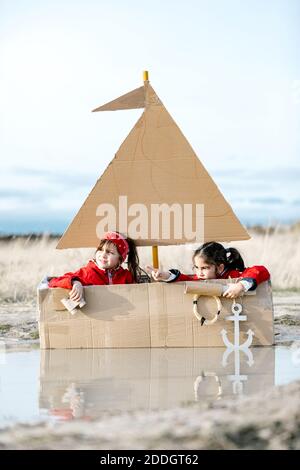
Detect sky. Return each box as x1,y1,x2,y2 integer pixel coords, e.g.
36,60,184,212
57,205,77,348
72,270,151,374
0,0,300,234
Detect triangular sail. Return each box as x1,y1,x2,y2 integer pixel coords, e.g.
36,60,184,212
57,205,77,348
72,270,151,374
57,81,249,248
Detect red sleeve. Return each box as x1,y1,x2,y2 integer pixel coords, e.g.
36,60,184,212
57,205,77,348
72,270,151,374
48,266,92,289
176,273,196,282
126,271,134,284
241,265,270,285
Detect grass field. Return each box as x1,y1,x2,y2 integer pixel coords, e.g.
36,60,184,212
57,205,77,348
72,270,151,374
1,223,299,302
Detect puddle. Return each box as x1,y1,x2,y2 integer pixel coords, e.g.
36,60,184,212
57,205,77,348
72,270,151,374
0,346,300,426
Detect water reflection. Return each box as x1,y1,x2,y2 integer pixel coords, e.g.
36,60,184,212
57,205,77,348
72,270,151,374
39,347,274,421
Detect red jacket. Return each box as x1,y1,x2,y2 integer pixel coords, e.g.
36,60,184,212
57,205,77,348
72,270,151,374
169,265,270,289
48,260,134,289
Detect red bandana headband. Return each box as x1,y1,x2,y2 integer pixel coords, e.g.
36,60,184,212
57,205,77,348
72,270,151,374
102,231,129,262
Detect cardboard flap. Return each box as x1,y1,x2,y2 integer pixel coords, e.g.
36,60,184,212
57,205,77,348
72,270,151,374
92,86,145,111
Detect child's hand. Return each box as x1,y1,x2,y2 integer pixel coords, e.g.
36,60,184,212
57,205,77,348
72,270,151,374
222,282,245,299
70,281,84,302
146,265,171,281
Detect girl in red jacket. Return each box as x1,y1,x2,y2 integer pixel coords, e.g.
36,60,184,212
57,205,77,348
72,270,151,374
148,241,270,299
49,231,141,304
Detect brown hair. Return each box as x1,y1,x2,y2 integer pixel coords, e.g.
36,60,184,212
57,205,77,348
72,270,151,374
96,237,142,282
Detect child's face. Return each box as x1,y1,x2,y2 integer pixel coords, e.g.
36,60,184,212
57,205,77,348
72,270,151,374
193,255,224,280
95,242,121,270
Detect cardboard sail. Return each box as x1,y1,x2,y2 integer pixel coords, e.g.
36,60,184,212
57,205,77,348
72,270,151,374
57,78,250,248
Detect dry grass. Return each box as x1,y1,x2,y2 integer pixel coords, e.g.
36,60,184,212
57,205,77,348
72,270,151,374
0,224,299,302
0,236,94,302
140,223,300,292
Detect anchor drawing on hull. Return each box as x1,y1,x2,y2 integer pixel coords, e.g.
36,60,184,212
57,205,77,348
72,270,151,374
193,298,257,400
222,338,254,367
221,300,255,394
221,300,254,352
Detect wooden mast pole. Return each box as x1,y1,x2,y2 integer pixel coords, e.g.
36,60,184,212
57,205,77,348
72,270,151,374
143,70,159,269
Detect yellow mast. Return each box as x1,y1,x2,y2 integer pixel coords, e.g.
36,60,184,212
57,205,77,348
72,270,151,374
143,70,159,269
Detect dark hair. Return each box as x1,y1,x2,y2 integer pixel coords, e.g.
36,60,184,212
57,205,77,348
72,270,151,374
96,236,143,283
125,236,143,283
193,241,245,272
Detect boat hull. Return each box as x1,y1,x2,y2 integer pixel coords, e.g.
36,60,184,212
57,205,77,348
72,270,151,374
37,280,274,349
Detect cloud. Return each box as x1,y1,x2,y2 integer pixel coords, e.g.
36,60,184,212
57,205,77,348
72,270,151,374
13,166,95,187
0,189,38,201
212,166,300,181
249,197,285,205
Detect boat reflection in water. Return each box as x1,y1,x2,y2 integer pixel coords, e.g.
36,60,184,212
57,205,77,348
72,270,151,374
39,347,274,421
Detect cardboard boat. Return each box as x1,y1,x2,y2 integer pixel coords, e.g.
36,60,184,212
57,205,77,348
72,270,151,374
37,72,274,349
38,278,274,349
